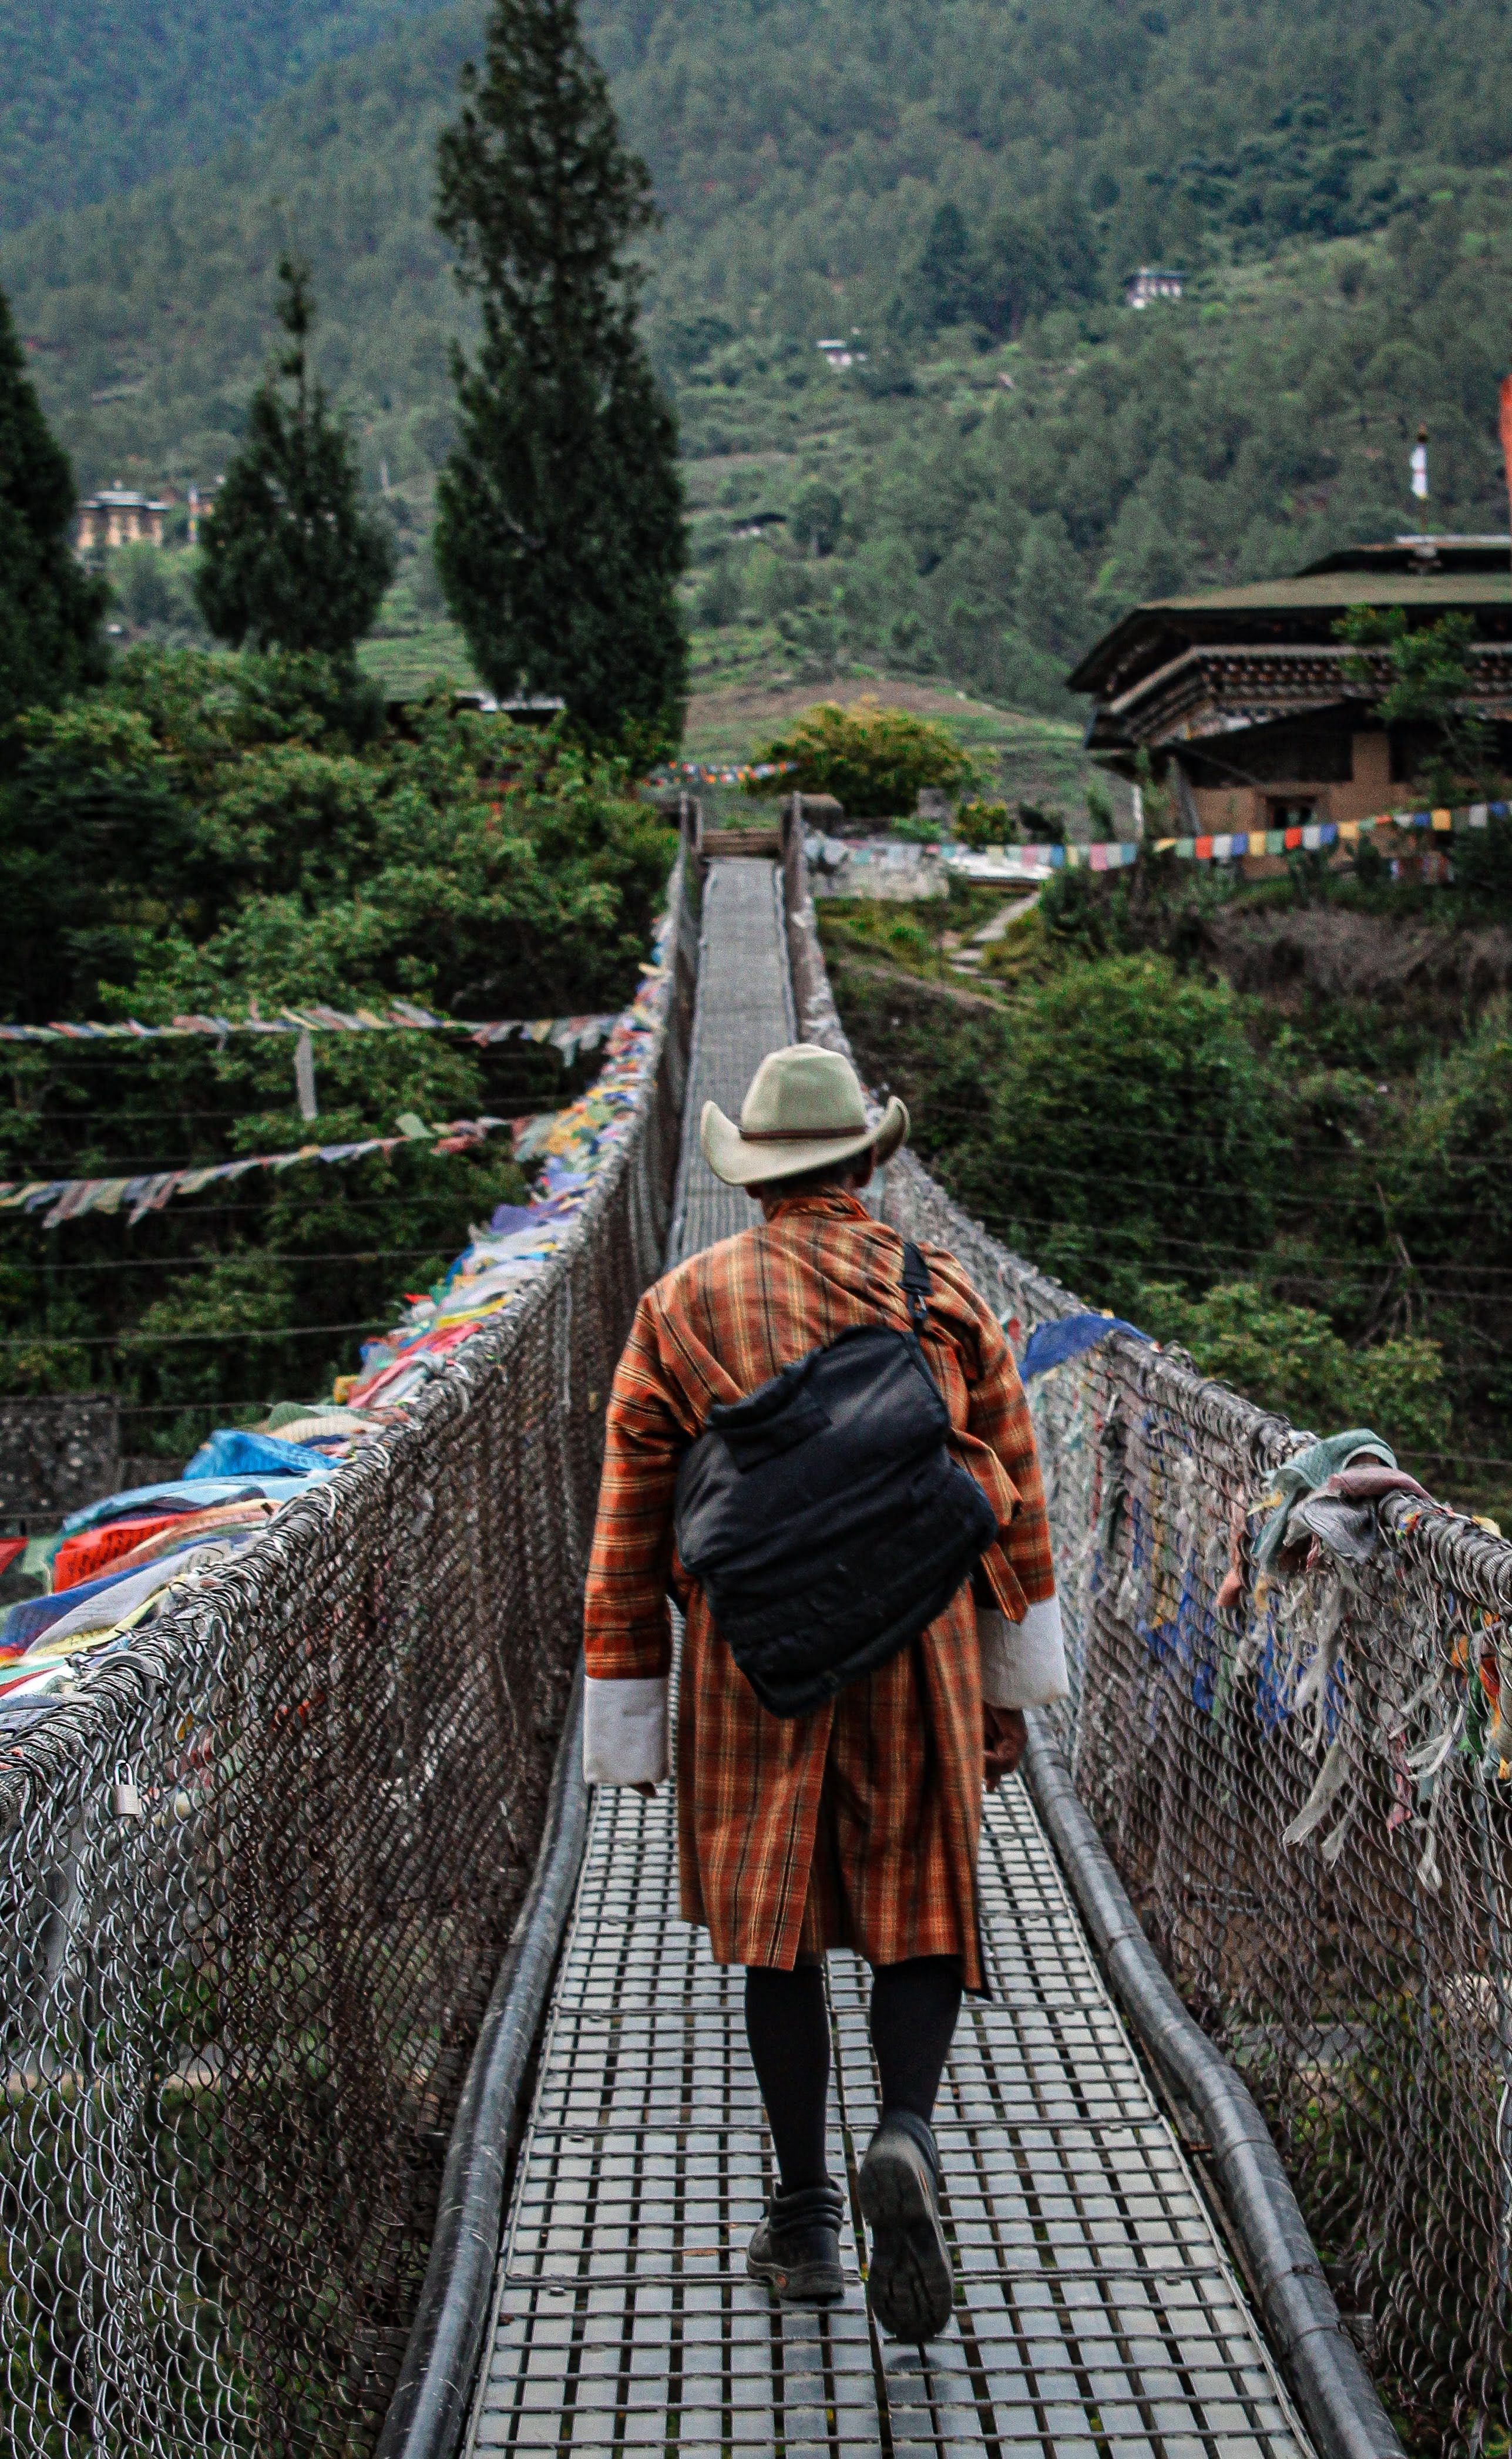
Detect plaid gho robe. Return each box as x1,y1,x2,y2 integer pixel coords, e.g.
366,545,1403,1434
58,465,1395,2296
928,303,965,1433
582,1187,1057,1990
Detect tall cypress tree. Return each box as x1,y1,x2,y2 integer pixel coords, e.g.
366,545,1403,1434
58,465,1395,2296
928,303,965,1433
196,258,394,659
434,0,687,753
0,283,107,733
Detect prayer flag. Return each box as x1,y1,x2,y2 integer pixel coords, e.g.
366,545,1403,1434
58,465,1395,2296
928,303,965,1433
1410,428,1429,501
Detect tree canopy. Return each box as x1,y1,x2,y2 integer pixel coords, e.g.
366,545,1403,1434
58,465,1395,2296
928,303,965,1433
0,283,107,734
433,0,687,749
0,649,675,1440
195,258,395,658
748,700,971,818
0,0,454,231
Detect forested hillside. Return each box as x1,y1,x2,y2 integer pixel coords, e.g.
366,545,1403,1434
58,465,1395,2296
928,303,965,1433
0,0,456,232
9,1,1511,280
6,0,1512,710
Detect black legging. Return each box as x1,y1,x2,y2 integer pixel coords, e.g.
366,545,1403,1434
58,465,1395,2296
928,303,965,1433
744,1956,962,2192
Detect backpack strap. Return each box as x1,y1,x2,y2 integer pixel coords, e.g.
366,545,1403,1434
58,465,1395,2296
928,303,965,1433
901,1240,931,1334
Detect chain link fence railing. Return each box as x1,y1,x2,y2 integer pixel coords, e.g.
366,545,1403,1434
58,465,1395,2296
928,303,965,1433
0,859,697,2459
787,820,1512,2452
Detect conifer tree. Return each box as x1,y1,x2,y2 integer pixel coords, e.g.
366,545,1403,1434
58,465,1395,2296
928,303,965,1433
0,283,108,732
434,0,687,752
196,259,394,658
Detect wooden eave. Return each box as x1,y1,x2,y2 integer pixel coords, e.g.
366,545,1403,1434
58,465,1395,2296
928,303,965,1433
1084,640,1512,758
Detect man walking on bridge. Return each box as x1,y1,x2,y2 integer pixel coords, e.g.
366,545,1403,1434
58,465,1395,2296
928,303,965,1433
583,1043,1064,2342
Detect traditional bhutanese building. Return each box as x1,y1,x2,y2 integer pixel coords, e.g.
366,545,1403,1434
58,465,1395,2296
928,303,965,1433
1069,536,1512,837
75,488,172,552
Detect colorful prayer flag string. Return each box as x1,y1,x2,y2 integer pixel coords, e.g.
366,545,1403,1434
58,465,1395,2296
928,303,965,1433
654,760,795,788
0,1116,529,1231
0,1004,617,1054
944,797,1507,876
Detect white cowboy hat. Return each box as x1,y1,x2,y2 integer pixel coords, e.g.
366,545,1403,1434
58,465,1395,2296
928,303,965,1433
700,1043,909,1189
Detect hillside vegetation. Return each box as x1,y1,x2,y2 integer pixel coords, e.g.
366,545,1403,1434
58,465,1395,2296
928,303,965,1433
821,854,1512,1527
8,0,1512,1483
0,653,672,1453
6,0,1512,712
0,0,456,233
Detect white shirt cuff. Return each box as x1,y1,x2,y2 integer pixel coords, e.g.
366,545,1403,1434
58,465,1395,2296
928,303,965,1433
583,1674,670,1785
978,1595,1069,1708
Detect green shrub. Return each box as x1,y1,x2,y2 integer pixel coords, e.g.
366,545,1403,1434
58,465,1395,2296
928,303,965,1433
1135,1278,1451,1454
950,953,1281,1300
1039,865,1111,952
1454,811,1512,912
955,799,1019,849
745,697,970,818
0,646,676,1434
1387,1003,1512,1267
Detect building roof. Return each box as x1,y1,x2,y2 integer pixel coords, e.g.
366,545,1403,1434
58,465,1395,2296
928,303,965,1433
1068,538,1512,698
1301,533,1511,575
1069,538,1512,765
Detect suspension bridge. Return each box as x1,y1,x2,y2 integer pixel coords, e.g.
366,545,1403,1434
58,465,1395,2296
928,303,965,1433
5,819,1509,2459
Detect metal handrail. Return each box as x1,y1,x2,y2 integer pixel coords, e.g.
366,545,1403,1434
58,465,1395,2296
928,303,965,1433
1021,1711,1404,2459
374,1668,590,2459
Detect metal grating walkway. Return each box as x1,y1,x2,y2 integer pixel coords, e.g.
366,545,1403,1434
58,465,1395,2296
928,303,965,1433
670,857,797,1261
466,859,1312,2456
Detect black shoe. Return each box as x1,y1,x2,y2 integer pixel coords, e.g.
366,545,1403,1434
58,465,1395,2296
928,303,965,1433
858,2110,954,2341
747,2179,846,2305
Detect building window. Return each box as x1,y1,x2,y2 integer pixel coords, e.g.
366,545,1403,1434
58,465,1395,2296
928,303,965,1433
1268,798,1316,829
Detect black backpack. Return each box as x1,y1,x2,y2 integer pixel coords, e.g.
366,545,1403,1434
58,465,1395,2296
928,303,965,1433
673,1242,999,1716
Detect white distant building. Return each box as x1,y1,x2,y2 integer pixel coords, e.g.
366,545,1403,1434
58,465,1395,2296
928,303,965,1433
817,337,868,367
1124,266,1187,309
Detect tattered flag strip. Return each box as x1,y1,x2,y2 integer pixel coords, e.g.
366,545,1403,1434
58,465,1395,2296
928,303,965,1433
0,1004,616,1056
0,1116,526,1230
